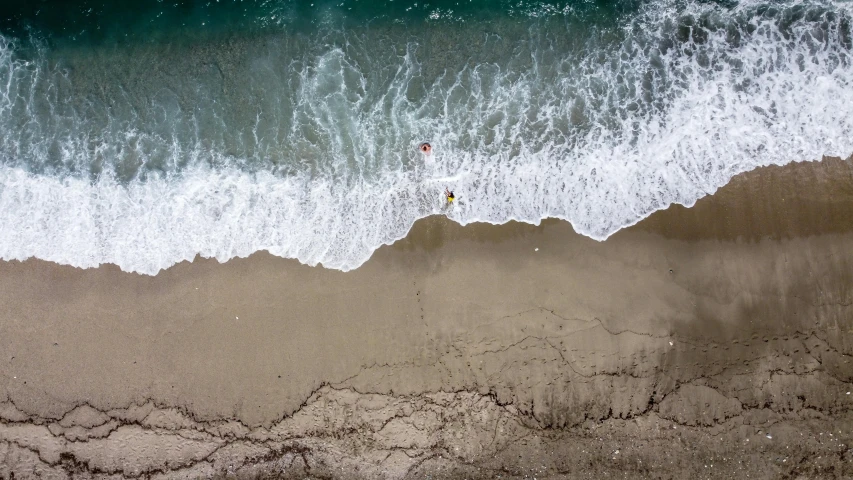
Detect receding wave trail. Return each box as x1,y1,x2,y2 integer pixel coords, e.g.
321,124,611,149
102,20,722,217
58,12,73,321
0,0,852,274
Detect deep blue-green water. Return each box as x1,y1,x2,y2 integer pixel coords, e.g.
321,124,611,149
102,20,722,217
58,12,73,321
0,0,851,273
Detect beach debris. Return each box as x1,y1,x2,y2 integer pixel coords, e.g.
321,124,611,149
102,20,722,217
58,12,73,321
766,434,772,439
669,341,674,346
535,248,539,251
236,316,239,320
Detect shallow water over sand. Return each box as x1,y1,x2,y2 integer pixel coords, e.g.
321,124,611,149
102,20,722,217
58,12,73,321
1,0,852,273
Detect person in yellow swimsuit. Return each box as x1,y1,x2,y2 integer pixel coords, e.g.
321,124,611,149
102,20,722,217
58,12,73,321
444,187,455,203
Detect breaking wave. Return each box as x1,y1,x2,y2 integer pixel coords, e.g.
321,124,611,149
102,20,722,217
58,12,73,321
0,0,851,273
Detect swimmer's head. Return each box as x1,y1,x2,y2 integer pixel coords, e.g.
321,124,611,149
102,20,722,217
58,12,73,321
419,142,432,155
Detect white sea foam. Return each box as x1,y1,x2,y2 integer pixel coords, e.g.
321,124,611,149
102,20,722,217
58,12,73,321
0,0,852,274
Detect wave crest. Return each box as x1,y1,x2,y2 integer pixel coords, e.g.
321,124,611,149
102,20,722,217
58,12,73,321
1,0,852,273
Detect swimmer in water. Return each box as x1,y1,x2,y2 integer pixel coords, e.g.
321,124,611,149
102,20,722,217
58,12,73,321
444,187,455,203
419,142,432,155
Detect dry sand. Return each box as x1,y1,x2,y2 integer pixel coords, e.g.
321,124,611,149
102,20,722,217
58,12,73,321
1,156,852,479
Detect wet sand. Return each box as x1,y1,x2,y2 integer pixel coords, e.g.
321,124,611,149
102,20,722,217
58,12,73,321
1,157,852,479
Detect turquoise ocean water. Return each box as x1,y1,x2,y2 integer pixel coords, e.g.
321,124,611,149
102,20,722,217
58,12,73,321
0,0,851,273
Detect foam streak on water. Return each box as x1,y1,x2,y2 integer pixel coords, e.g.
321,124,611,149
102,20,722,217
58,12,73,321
0,0,852,274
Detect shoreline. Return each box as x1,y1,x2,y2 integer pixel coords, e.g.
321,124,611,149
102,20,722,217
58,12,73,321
1,156,852,478
1,155,850,277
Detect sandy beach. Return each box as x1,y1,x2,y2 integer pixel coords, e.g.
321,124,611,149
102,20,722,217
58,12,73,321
1,156,852,478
